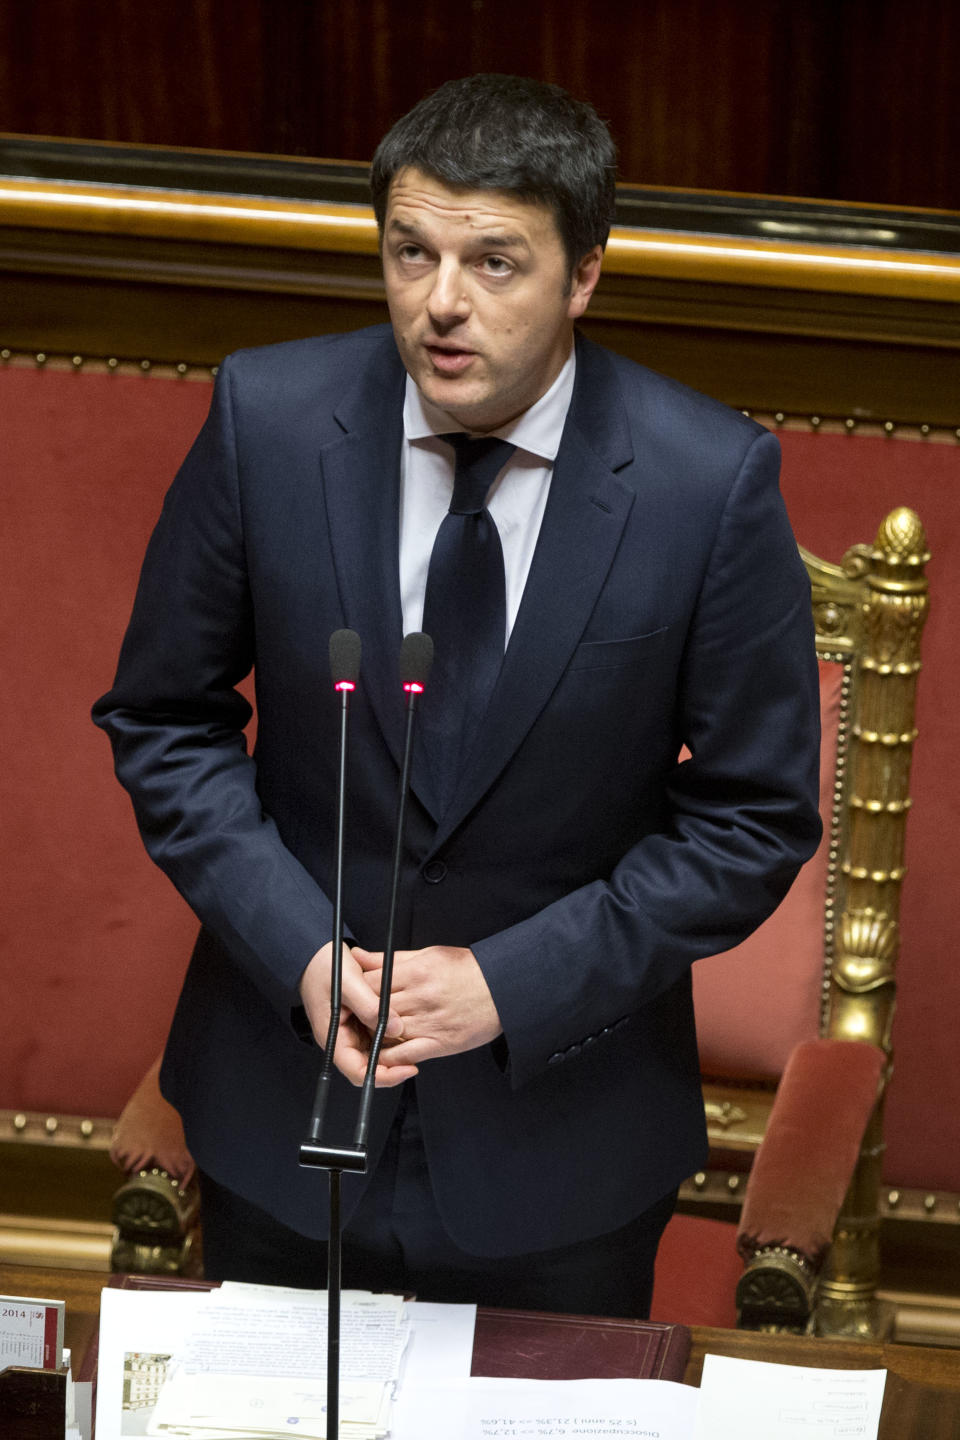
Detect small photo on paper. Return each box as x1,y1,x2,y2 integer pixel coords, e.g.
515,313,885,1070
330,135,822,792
121,1352,172,1436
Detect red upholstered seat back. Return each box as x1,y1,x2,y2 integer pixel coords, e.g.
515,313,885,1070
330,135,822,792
2,364,958,1197
2,363,215,1119
693,662,842,1080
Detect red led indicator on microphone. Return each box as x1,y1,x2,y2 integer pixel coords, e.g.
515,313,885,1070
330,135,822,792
404,682,424,694
334,681,356,692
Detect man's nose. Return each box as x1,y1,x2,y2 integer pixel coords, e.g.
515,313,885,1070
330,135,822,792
426,259,470,328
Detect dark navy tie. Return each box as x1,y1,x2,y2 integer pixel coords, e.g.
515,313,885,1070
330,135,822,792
421,433,516,811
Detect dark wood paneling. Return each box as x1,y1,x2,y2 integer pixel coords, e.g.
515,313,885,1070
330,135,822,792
0,0,958,208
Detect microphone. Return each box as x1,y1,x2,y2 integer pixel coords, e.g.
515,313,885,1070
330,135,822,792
329,627,362,692
399,630,434,695
351,632,433,1151
304,629,361,1148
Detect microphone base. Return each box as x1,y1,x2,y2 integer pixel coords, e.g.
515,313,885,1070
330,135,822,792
299,1140,368,1173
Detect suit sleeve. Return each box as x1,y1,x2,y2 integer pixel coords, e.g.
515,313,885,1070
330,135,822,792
92,356,334,1025
472,429,823,1088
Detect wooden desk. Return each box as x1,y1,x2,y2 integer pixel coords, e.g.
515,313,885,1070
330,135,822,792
687,1327,960,1439
4,1262,960,1437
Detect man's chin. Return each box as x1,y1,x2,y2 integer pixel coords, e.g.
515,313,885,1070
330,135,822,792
418,375,492,426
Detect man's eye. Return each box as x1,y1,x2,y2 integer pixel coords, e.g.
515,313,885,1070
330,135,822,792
398,244,425,262
483,256,511,275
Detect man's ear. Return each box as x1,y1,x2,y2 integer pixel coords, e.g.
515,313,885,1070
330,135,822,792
567,246,604,319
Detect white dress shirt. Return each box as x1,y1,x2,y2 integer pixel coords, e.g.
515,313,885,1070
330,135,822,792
399,349,576,646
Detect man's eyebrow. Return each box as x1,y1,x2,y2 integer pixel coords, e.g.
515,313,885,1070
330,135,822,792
387,218,425,237
475,232,531,251
386,217,531,251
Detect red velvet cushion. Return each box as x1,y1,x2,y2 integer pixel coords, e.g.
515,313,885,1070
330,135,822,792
649,1214,741,1328
737,1038,884,1265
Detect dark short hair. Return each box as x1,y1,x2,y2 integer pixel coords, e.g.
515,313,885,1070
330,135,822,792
370,74,617,270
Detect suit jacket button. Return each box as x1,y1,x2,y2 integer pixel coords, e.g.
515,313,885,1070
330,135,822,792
548,1052,563,1066
422,859,447,884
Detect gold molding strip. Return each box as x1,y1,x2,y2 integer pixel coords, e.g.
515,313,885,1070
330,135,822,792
0,1214,113,1271
2,176,960,303
0,179,379,253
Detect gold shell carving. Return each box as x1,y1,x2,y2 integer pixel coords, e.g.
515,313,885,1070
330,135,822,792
834,909,898,992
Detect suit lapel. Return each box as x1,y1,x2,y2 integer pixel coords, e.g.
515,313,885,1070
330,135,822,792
431,336,637,846
320,336,410,772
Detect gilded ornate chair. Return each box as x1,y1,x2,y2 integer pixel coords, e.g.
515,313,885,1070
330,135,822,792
651,504,930,1338
110,508,930,1339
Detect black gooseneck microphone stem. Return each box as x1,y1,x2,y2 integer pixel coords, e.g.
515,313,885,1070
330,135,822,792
352,682,421,1152
297,631,431,1440
308,680,351,1143
327,1167,342,1440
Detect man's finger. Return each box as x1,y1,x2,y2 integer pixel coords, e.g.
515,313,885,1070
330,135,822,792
377,1038,437,1068
351,946,381,973
340,956,403,1035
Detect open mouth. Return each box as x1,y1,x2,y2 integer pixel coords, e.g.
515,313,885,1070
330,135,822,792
426,345,476,376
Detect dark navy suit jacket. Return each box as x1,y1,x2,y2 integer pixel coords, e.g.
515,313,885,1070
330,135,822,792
94,325,822,1256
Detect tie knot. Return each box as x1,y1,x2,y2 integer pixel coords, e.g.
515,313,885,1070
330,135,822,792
440,433,516,515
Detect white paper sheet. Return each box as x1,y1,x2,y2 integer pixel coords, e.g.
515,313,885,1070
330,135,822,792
95,1289,211,1440
694,1354,886,1440
391,1375,700,1440
402,1302,477,1384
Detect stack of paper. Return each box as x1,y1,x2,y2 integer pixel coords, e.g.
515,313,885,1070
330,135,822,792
95,1284,478,1439
94,1282,887,1439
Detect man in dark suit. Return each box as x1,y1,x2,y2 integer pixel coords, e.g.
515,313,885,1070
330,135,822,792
94,74,821,1316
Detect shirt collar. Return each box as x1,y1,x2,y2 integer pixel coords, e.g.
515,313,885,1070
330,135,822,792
403,347,576,462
